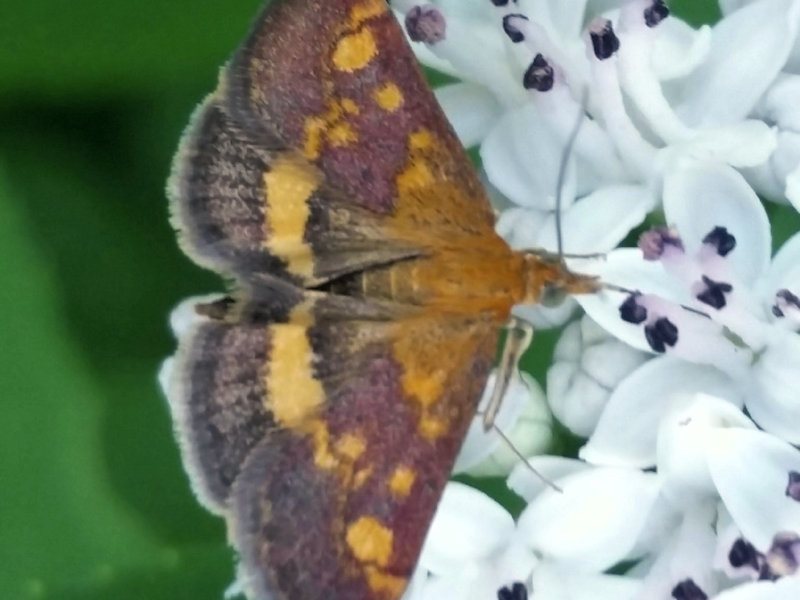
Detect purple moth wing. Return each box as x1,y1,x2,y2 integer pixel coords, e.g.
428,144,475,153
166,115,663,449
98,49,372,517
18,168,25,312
163,294,500,599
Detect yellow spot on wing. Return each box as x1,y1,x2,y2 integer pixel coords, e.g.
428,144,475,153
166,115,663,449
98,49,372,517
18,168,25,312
341,98,360,115
409,129,434,150
303,117,326,160
374,82,403,112
353,466,373,489
302,98,359,159
266,323,324,428
396,161,434,194
346,517,394,567
262,156,320,278
419,416,448,440
336,433,367,460
388,466,416,498
328,122,358,147
333,28,378,72
307,420,338,470
350,0,386,26
364,566,406,596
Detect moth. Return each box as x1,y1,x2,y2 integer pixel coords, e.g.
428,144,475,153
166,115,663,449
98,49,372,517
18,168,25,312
165,0,598,598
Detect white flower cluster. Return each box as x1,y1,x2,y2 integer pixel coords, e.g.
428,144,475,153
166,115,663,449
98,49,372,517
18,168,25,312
392,1,800,598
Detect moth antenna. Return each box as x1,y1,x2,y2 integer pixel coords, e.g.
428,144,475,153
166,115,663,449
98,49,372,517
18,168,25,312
478,417,562,493
554,88,589,260
602,282,639,295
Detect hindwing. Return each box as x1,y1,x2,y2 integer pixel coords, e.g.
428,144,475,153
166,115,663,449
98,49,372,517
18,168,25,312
164,296,500,599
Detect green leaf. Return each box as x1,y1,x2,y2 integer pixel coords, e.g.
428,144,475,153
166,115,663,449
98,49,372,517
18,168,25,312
0,102,232,597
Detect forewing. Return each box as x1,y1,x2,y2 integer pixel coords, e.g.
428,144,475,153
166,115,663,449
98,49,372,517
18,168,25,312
225,0,497,238
170,0,503,287
168,98,419,287
165,296,500,599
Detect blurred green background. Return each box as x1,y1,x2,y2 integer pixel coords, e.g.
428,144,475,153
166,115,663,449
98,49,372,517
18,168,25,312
0,1,762,599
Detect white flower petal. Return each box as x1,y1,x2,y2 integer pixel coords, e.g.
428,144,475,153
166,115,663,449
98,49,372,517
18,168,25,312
400,565,429,600
785,158,800,211
652,20,712,81
656,393,758,505
532,86,631,192
749,330,800,444
677,0,800,126
494,536,539,585
719,0,756,14
575,248,689,353
414,539,537,600
507,455,591,503
760,231,800,300
533,563,642,600
707,428,800,550
663,161,771,283
413,571,484,600
548,317,649,437
531,0,589,40
663,120,777,169
717,578,800,600
757,73,800,131
742,131,800,205
482,104,572,209
581,357,744,468
518,468,660,572
426,11,524,104
534,185,653,255
712,577,800,599
634,503,719,600
435,82,503,147
419,482,515,576
713,504,759,581
495,206,553,251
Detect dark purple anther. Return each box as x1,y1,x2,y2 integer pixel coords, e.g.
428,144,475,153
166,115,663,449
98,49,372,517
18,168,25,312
644,0,670,27
620,294,648,324
764,531,800,577
589,19,620,60
497,582,528,600
503,14,528,43
703,226,736,257
696,275,733,310
786,471,800,501
406,5,447,44
639,227,684,261
645,317,678,353
671,579,708,600
773,289,800,318
523,54,554,91
729,537,762,571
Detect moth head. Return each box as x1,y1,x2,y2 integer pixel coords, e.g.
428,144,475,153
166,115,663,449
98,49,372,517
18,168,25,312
522,251,600,306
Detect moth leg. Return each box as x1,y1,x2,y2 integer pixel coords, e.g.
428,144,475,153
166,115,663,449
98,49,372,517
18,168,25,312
482,420,561,493
481,316,533,432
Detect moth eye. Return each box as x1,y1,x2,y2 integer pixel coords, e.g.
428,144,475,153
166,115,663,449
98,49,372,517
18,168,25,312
541,284,568,308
